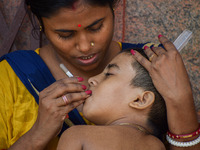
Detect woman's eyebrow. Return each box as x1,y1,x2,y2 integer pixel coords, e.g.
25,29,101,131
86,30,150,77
54,29,73,33
86,18,104,28
54,18,105,33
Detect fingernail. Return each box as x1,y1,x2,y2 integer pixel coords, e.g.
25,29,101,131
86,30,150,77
130,49,136,55
144,46,149,50
85,90,92,95
158,34,163,38
82,85,87,90
77,77,84,82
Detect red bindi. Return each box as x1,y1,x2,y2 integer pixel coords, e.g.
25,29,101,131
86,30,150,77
78,24,82,27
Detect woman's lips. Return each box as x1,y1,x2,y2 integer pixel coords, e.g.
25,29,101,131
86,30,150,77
77,53,98,65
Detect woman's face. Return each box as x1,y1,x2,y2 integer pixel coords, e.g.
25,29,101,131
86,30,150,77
83,53,144,125
42,4,114,71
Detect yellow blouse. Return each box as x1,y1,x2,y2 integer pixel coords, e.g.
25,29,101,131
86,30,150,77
0,49,57,149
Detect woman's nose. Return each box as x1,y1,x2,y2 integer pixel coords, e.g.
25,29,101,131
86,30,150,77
76,33,91,53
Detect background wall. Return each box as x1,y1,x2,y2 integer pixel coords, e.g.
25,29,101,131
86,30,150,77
0,0,199,118
114,0,200,115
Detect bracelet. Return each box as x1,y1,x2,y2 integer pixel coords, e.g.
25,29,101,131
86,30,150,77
166,134,200,147
167,124,200,139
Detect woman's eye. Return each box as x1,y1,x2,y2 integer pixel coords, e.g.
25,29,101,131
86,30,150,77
58,33,73,40
88,24,103,32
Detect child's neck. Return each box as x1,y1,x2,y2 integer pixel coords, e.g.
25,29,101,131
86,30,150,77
107,117,152,134
115,122,151,135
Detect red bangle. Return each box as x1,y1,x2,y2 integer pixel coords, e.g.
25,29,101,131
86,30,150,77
167,124,200,139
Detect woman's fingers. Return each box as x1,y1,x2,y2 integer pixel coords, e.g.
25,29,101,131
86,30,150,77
40,77,86,99
132,35,193,102
60,100,85,118
131,49,151,71
38,77,91,116
43,77,84,93
132,35,178,70
57,90,91,106
143,35,178,61
158,35,177,52
143,46,157,62
151,46,166,56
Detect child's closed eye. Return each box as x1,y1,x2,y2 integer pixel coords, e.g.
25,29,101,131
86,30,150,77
104,72,113,78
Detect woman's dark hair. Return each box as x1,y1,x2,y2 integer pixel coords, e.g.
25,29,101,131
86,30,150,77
121,48,168,141
25,0,119,19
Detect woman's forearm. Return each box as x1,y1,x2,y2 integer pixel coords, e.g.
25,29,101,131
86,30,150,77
8,126,50,150
166,94,198,134
165,93,200,150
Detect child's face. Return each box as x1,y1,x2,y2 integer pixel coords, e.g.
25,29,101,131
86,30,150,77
83,53,144,125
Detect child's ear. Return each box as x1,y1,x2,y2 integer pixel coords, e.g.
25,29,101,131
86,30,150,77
129,91,155,110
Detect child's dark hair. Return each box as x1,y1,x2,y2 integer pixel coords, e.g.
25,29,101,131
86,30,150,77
121,48,168,141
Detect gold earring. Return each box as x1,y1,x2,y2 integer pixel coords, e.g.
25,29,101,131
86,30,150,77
91,42,94,47
40,26,42,31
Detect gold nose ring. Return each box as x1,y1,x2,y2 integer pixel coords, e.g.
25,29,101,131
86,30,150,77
91,42,94,47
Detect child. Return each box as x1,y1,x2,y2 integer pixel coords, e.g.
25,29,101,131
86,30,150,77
57,49,168,150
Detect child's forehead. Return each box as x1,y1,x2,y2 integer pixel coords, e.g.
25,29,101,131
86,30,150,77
113,52,134,63
109,53,135,70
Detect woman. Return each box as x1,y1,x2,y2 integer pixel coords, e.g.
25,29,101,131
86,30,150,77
0,0,199,149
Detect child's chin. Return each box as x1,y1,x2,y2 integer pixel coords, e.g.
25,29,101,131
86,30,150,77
82,108,94,121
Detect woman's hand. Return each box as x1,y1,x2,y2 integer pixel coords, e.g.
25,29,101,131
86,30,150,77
133,35,192,103
30,77,91,148
131,35,199,149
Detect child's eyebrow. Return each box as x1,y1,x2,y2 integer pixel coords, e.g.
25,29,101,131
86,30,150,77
107,63,120,70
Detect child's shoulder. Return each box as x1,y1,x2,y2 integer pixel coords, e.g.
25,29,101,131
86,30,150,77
60,125,107,140
58,125,125,150
57,125,92,150
62,125,116,136
140,134,166,150
58,125,166,150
